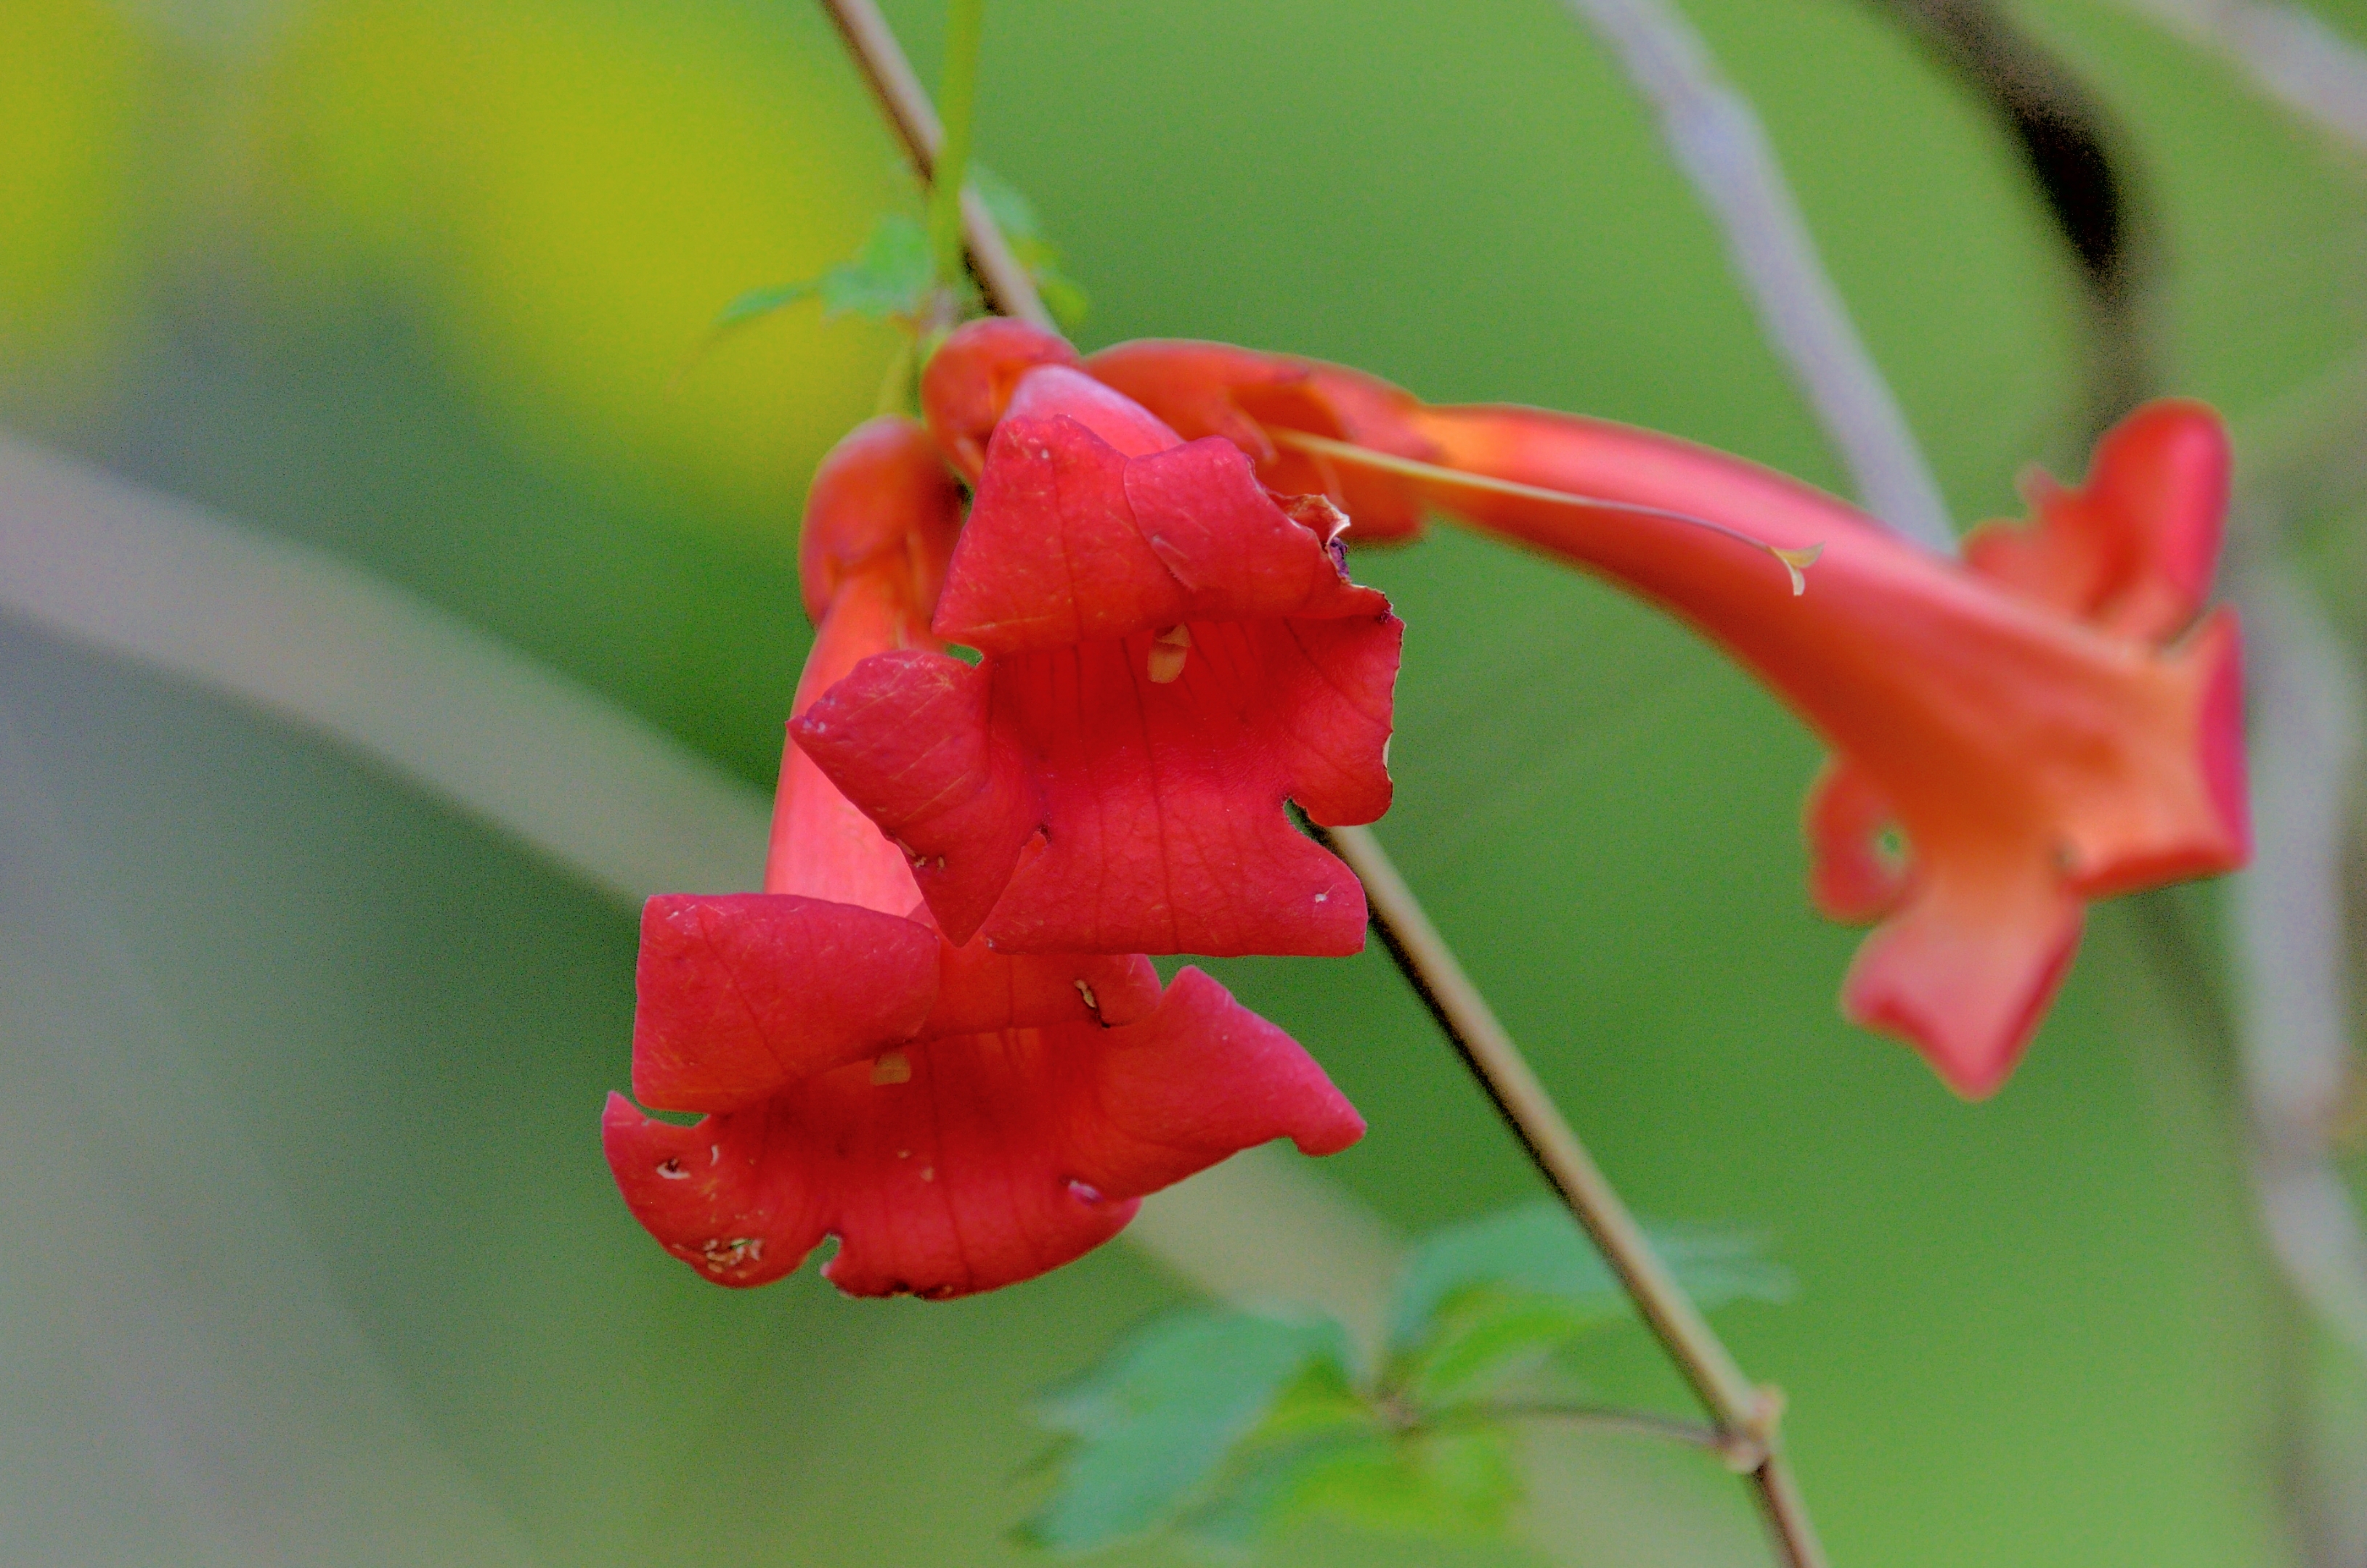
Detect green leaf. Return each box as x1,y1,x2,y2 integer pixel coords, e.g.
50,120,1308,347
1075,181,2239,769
1401,1289,1615,1406
1308,1426,1520,1540
707,213,940,340
712,279,818,330
1187,1424,1520,1550
1386,1202,1793,1397
1023,1307,1353,1553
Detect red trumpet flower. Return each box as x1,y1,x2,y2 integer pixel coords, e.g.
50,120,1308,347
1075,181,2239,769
794,342,1404,958
601,417,1364,1299
1064,340,2246,1097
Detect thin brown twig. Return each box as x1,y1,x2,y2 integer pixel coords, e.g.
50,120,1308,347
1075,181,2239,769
1320,822,1829,1568
816,0,1047,324
1481,1398,1739,1463
815,8,1826,1564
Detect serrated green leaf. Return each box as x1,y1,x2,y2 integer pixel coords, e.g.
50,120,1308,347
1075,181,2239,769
1024,1307,1353,1553
1387,1202,1793,1355
1219,1425,1520,1548
1402,1289,1612,1407
1180,1426,1393,1551
708,214,938,343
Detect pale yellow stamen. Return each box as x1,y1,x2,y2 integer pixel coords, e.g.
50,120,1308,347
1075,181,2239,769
1271,428,1825,597
871,1050,912,1085
1773,544,1822,596
1147,623,1192,683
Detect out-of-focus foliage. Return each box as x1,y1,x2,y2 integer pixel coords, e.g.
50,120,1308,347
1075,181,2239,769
1028,1209,1785,1556
714,213,939,331
710,169,1080,334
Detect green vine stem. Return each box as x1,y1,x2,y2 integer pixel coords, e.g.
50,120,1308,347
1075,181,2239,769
818,0,1044,322
1318,824,1828,1567
924,0,986,290
813,5,1829,1564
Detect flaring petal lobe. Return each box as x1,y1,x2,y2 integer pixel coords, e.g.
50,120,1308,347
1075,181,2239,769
602,968,1364,1299
1388,395,2246,1094
1965,400,2228,642
630,893,939,1114
790,648,1040,947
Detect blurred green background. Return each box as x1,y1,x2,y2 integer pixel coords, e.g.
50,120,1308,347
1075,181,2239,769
4,0,2365,1563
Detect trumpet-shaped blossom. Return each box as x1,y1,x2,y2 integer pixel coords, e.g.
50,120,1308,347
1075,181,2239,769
794,338,1404,957
1058,340,2246,1097
603,416,1364,1298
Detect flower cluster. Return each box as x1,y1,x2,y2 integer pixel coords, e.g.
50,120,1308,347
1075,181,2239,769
603,409,1382,1299
605,317,2249,1299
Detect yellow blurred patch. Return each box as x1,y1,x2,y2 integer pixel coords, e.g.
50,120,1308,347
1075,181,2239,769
0,0,149,371
255,0,911,540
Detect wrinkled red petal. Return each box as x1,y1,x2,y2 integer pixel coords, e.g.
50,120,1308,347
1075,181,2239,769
979,624,1376,955
802,391,1401,957
603,968,1364,1299
790,648,1040,947
931,413,1194,654
632,894,940,1113
1123,438,1388,622
1965,400,2228,642
603,1093,830,1287
926,936,1162,1034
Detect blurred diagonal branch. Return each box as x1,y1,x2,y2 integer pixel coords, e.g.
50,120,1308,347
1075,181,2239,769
1320,822,1829,1568
0,702,545,1567
818,0,1046,321
2115,0,2367,151
1557,0,1956,552
0,433,767,903
2232,550,2367,1365
1877,0,2149,430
